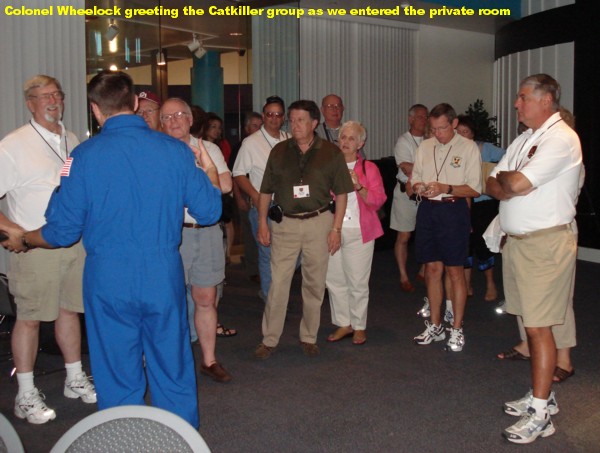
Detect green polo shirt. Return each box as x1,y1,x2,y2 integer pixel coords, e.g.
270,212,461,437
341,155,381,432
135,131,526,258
260,136,353,214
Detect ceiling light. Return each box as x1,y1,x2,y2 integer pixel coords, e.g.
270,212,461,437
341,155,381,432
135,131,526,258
109,64,118,71
187,34,200,53
157,50,166,66
194,45,207,59
105,20,119,41
187,34,207,59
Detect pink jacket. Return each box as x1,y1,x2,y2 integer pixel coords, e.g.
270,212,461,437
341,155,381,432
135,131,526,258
338,155,387,243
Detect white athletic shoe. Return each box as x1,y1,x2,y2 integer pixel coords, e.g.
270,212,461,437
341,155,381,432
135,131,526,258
504,389,559,417
14,388,57,424
64,372,97,404
414,320,445,345
503,407,555,444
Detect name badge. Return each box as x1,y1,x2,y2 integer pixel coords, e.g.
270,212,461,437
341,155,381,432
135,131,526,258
293,184,310,198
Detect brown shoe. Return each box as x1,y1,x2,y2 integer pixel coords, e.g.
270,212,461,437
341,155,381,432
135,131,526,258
300,342,320,357
352,330,367,345
400,280,416,293
200,362,232,383
255,343,275,360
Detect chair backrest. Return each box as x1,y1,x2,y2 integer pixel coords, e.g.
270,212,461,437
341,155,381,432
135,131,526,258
50,405,211,453
0,411,25,453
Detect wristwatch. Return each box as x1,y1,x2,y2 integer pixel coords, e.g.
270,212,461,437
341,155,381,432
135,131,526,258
446,185,453,195
21,234,33,250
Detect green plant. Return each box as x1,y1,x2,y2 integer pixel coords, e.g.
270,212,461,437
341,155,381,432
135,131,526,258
465,99,500,146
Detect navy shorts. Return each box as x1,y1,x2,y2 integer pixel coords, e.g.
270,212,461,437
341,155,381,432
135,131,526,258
415,198,470,266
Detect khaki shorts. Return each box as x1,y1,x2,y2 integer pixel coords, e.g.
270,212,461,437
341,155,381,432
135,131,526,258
389,184,418,232
7,242,85,321
503,226,577,328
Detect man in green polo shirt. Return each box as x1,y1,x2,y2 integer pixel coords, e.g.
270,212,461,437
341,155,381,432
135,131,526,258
255,99,354,359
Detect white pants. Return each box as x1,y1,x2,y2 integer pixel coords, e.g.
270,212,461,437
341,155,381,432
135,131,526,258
326,227,375,330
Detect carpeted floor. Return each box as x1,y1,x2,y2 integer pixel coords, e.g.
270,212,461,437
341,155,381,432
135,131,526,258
1,247,599,452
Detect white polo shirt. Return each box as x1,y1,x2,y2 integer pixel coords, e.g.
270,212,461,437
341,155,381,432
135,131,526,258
493,112,583,235
232,126,290,192
393,131,423,183
0,120,79,230
183,136,230,224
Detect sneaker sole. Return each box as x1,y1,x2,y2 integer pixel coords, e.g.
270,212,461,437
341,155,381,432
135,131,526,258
414,334,446,345
64,387,97,404
14,407,56,424
502,421,555,444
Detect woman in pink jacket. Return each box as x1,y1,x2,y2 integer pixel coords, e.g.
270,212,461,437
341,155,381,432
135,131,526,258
326,121,387,345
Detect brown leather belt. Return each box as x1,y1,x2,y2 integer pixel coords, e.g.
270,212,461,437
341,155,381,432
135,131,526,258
283,205,330,220
508,224,570,240
424,197,459,204
183,223,217,229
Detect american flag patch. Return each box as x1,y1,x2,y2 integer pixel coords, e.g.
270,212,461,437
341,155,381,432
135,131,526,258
60,157,73,177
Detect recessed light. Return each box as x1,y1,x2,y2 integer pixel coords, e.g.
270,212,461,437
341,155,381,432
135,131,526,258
230,32,243,36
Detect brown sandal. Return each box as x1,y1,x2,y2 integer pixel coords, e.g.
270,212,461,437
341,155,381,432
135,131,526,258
553,366,574,383
497,347,530,361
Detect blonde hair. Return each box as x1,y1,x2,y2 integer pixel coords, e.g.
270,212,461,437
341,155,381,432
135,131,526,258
24,75,62,99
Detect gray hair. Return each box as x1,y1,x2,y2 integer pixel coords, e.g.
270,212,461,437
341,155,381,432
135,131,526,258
520,74,561,111
24,75,62,99
339,120,367,143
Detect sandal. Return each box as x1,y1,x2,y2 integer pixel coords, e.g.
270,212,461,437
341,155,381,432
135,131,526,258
553,366,574,383
216,323,237,338
497,347,530,361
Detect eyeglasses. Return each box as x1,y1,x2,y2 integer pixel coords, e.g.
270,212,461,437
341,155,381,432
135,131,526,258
264,112,284,118
324,104,343,110
28,91,65,101
160,111,189,122
430,123,452,133
137,108,158,117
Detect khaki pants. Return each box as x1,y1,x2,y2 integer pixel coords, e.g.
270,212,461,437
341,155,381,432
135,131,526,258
261,211,333,347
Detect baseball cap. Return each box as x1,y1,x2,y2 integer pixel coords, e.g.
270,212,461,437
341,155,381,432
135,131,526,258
138,91,161,106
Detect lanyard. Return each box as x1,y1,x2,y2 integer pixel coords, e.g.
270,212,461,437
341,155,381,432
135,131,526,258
295,136,315,184
433,145,452,182
30,120,68,164
513,118,563,171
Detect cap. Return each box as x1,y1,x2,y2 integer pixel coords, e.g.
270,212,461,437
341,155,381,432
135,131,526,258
138,91,161,106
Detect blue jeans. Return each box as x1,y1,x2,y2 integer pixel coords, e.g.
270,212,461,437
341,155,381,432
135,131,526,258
248,206,272,298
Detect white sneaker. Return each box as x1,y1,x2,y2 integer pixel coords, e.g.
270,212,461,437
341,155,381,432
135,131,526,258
64,372,97,403
14,388,57,424
503,407,555,444
445,327,465,352
495,299,507,314
414,320,445,345
417,297,430,318
504,389,559,417
443,300,454,324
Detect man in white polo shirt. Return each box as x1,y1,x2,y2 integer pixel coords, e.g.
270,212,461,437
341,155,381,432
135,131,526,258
0,75,95,424
487,74,583,444
161,97,233,383
233,96,290,299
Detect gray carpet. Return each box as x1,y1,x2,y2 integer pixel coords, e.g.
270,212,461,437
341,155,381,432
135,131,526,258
1,248,599,452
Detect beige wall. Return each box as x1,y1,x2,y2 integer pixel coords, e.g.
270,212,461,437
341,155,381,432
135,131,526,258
416,24,495,115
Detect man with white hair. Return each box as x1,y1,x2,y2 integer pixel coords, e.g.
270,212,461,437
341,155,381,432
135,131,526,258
0,75,95,424
161,97,233,383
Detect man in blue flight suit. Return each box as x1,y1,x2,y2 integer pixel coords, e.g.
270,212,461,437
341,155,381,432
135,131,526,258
11,71,221,428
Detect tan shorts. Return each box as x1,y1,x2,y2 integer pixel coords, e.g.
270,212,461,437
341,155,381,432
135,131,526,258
503,226,577,328
7,242,85,321
389,184,418,232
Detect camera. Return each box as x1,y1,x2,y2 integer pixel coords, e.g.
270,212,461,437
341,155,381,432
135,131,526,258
268,204,283,223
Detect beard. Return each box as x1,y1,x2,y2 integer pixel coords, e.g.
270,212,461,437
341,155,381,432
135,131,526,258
43,104,63,123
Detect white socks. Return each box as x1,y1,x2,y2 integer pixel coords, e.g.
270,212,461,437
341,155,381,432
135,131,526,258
531,396,548,417
16,371,35,397
65,360,84,382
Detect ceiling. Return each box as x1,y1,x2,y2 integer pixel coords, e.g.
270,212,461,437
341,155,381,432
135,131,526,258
85,0,516,72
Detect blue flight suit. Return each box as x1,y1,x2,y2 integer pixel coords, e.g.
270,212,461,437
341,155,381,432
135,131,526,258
41,115,221,428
